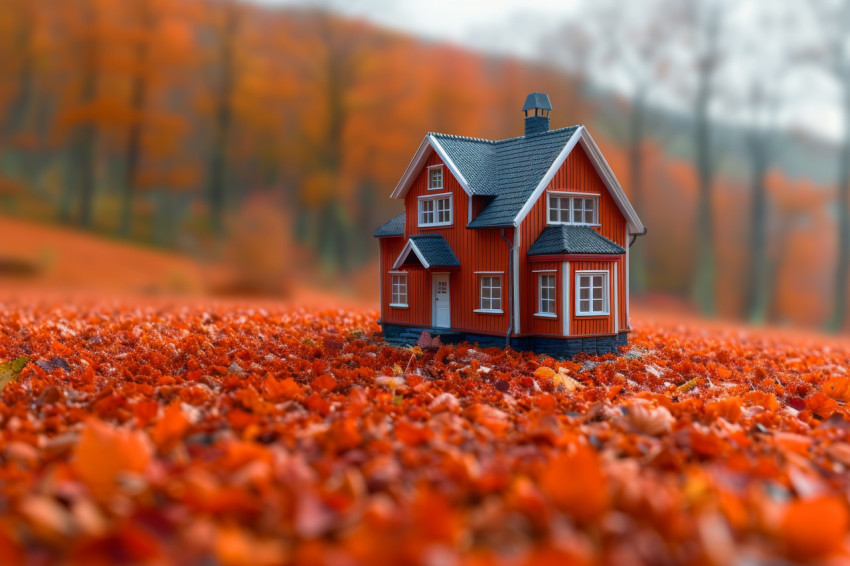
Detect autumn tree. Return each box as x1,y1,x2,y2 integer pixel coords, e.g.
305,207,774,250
718,1,805,323
57,0,103,228
809,0,850,332
675,0,728,317
203,0,246,238
560,0,686,296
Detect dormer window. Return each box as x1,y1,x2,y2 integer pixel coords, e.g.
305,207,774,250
418,193,452,227
428,166,443,190
547,192,599,225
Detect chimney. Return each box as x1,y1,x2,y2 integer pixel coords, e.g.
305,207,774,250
522,92,552,136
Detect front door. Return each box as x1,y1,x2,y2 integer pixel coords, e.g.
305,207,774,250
432,273,450,328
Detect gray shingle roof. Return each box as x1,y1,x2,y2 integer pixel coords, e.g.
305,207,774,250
430,126,580,227
373,213,405,237
528,225,626,256
408,235,460,267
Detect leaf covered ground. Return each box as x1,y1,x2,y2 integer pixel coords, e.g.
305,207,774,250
1,300,849,565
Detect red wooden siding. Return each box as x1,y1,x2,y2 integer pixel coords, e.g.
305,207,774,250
380,151,512,335
517,144,628,337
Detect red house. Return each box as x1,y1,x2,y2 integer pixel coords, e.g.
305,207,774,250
374,93,646,358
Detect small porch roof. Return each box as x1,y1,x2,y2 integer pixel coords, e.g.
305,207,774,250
392,234,460,269
528,225,625,256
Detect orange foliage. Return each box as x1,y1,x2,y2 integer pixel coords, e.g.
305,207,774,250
0,299,848,562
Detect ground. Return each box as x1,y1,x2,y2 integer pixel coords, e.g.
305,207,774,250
0,296,849,565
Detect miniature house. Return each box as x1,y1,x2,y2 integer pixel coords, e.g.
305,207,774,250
374,93,646,358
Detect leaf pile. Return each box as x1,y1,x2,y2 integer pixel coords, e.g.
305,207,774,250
1,300,849,565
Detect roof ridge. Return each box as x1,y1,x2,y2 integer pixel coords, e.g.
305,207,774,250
492,124,581,144
429,124,581,146
428,132,497,144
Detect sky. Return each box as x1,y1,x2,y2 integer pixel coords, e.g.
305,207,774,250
252,0,580,59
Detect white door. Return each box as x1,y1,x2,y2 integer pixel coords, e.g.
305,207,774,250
432,273,450,328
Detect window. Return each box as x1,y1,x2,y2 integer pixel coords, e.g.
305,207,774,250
548,194,598,225
537,274,556,316
576,271,609,316
428,166,443,190
478,275,502,312
390,273,407,307
418,194,452,227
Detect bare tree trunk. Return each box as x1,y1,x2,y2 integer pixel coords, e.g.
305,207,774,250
828,79,850,332
69,1,99,229
119,3,152,238
690,6,720,316
745,132,771,323
315,11,351,273
627,89,649,295
208,3,238,238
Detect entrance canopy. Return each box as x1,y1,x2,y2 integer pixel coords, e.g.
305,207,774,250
392,235,460,269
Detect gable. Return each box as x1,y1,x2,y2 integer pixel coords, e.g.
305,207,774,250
388,126,645,235
513,128,644,235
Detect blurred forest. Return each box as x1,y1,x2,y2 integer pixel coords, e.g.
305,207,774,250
0,0,848,333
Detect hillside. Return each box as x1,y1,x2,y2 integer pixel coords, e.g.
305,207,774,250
0,298,848,564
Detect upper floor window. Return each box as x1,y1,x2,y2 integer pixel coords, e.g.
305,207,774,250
418,194,452,227
548,193,599,225
576,271,609,316
428,166,443,190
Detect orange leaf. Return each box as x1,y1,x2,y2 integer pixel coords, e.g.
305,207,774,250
805,393,839,419
822,377,850,403
540,445,608,523
394,420,433,446
312,374,338,392
534,367,556,380
780,497,849,559
71,419,152,499
264,376,304,401
152,402,190,452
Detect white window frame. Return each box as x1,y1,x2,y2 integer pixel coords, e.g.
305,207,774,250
575,270,609,316
475,273,503,314
389,272,408,307
536,273,557,317
418,193,453,227
427,165,444,191
547,191,599,226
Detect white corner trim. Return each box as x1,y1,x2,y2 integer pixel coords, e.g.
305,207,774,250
578,129,646,234
429,135,472,196
392,239,430,270
390,136,432,199
562,261,570,336
512,228,521,334
512,126,584,227
625,225,631,330
613,262,620,332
